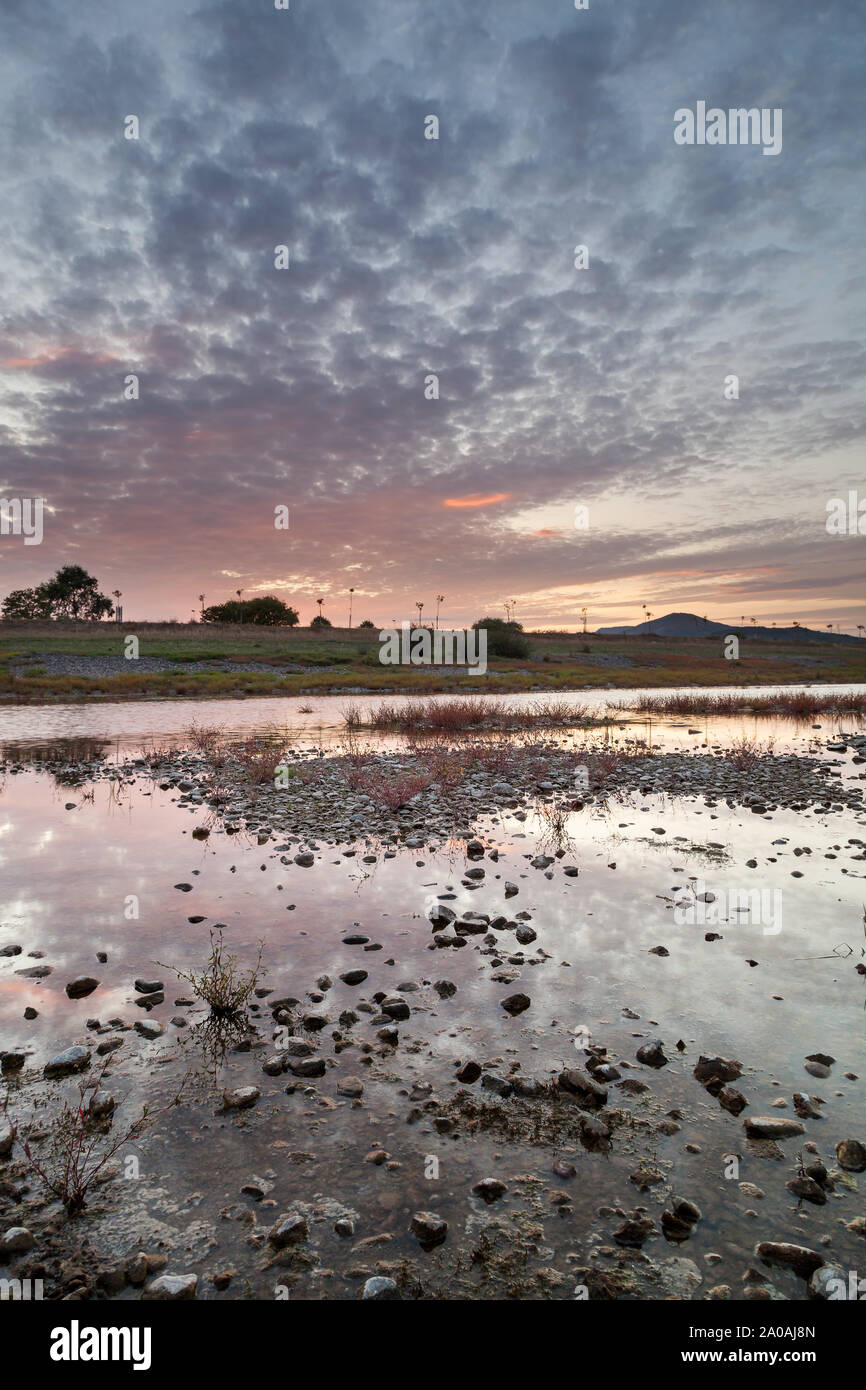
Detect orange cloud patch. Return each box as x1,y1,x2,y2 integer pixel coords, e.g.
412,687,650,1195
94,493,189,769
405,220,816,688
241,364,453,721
443,492,511,508
532,527,562,538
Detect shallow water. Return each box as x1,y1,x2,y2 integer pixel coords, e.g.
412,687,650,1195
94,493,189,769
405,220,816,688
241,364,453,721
1,693,865,1300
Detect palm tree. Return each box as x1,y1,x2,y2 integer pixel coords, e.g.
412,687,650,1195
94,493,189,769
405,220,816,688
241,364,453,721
580,606,587,634
348,588,355,628
236,588,244,623
435,594,444,630
198,593,205,620
857,625,864,639
112,589,122,623
415,601,424,626
316,597,324,624
750,617,757,627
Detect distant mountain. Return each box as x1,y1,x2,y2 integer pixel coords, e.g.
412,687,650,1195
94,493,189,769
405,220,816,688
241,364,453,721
594,611,862,645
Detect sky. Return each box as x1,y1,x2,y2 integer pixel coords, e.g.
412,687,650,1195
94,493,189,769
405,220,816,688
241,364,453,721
0,0,864,632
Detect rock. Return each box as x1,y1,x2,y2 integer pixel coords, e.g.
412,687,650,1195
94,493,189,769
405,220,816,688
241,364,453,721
515,925,537,945
0,1118,15,1157
289,1057,326,1078
339,969,368,986
694,1055,742,1088
755,1242,824,1279
0,945,22,957
786,1176,826,1205
294,853,315,867
434,980,456,998
428,904,456,928
456,1060,482,1083
481,1074,512,1098
381,995,411,1021
558,1067,608,1109
552,1159,577,1179
134,1019,164,1039
614,1216,655,1247
835,1139,866,1172
336,1076,364,1098
361,1277,399,1300
65,976,99,999
744,1117,805,1140
410,1212,447,1248
44,1045,90,1078
335,1218,354,1238
134,980,164,995
223,1086,260,1110
1,1226,35,1254
636,1041,668,1069
473,1178,507,1204
268,1214,309,1248
141,1273,198,1300
501,992,530,1016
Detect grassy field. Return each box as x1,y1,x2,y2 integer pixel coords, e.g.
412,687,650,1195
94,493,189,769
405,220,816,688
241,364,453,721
0,620,863,703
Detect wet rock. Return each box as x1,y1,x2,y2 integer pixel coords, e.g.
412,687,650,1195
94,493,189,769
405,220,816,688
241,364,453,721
501,992,530,1016
44,1045,90,1078
223,1086,260,1110
558,1068,607,1108
481,1074,512,1098
434,980,456,998
835,1139,866,1172
65,977,100,999
0,1118,15,1157
428,905,456,929
744,1117,805,1140
134,980,163,995
456,1060,482,1084
1,1226,34,1254
134,1020,164,1040
515,925,537,945
552,1159,577,1179
786,1176,826,1205
754,1242,824,1279
142,1273,198,1300
694,1055,742,1089
381,996,410,1021
614,1216,654,1247
636,1041,668,1069
718,1087,748,1116
410,1211,447,1248
269,1214,309,1248
289,1058,326,1078
361,1277,399,1300
0,945,22,957
16,965,52,979
0,1052,26,1075
335,1218,354,1238
336,1077,364,1098
473,1178,507,1204
294,853,315,867
793,1093,822,1119
339,970,368,986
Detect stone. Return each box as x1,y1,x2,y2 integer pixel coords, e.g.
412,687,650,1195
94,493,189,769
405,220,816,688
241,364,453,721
410,1212,447,1248
361,1277,399,1300
223,1086,260,1110
65,977,100,999
835,1139,866,1172
744,1117,805,1140
501,992,530,1016
141,1273,198,1300
473,1178,507,1203
754,1242,824,1279
1,1226,35,1254
558,1067,607,1109
336,1076,364,1098
44,1045,90,1078
269,1214,309,1248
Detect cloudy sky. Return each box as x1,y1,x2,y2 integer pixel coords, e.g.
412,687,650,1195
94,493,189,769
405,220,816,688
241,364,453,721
0,0,864,630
